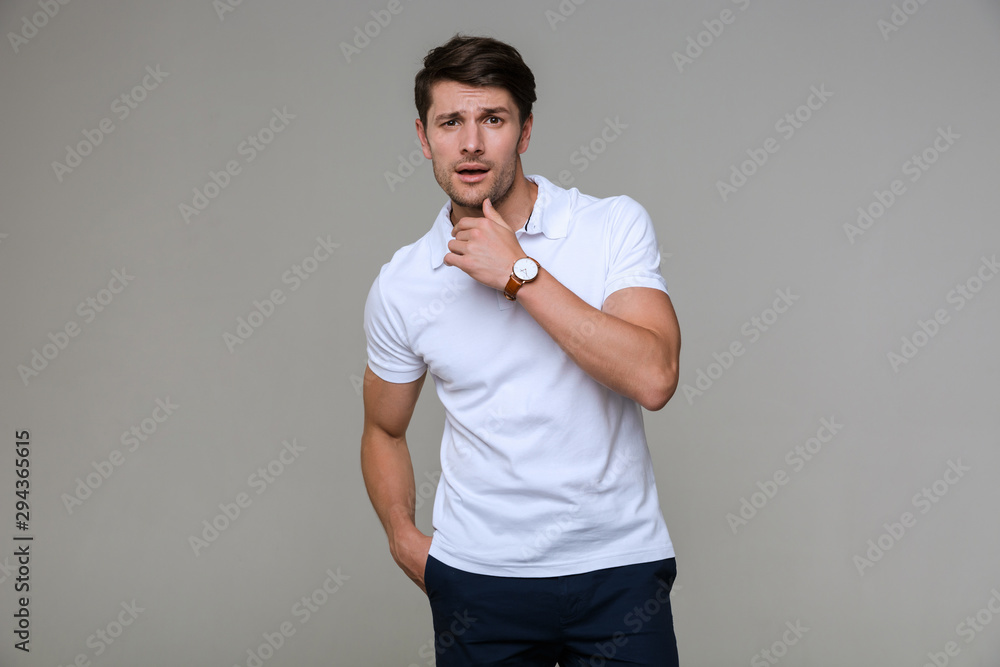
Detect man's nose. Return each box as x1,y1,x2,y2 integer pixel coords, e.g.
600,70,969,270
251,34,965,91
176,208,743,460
460,124,484,154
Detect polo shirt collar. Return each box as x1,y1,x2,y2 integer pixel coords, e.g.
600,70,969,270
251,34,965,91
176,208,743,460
428,173,569,270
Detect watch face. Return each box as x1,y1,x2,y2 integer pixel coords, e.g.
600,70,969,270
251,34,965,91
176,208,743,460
514,258,538,281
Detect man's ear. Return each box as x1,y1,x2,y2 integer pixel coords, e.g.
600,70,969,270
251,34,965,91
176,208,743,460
416,118,433,159
517,113,533,155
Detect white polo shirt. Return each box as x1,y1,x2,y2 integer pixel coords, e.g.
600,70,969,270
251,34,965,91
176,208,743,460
364,173,674,577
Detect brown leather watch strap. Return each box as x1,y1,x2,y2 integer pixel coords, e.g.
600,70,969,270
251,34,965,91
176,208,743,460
503,274,524,301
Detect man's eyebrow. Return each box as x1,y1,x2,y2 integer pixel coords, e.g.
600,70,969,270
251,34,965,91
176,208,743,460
432,106,513,123
479,106,511,117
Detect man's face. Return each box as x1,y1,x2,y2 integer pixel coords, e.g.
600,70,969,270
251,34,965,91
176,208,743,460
417,80,531,211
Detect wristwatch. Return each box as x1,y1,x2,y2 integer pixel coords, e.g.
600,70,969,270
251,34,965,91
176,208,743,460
504,257,540,301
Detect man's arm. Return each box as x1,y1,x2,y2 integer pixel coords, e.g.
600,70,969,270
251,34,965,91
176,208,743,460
446,197,680,411
516,277,681,411
360,365,433,592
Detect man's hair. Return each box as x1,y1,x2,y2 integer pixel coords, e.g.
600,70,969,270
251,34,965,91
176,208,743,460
414,34,536,132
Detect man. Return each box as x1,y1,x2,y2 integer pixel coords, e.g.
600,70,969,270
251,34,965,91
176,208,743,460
361,34,681,666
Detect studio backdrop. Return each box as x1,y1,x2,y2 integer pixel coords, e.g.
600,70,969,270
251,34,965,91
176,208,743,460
2,1,999,665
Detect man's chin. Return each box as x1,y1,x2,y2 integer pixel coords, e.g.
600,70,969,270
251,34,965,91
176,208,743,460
451,196,487,210
448,184,491,209
440,169,512,210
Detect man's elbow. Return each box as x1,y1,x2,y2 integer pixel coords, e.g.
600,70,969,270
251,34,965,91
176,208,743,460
640,364,679,412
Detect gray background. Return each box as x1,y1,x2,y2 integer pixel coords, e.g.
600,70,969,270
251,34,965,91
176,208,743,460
2,0,999,665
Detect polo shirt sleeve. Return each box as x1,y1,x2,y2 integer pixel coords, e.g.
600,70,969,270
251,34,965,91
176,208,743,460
603,196,669,302
363,271,427,383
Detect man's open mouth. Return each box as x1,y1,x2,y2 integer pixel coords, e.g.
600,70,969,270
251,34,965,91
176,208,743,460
456,166,489,183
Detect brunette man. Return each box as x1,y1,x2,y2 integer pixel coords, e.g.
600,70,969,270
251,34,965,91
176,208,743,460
361,34,681,666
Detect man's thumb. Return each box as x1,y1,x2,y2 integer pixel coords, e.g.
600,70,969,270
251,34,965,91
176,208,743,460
483,198,510,229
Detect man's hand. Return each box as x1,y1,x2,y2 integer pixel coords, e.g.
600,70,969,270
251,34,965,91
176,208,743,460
444,198,524,290
390,523,434,593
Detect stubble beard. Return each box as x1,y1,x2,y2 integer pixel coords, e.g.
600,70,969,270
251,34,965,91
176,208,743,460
433,151,518,213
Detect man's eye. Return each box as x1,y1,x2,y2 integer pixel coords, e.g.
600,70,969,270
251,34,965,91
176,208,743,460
486,117,501,124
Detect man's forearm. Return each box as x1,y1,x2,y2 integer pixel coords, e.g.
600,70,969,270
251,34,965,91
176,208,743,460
514,267,676,410
360,428,420,548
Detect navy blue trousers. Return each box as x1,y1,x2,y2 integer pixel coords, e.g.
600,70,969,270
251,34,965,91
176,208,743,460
424,555,678,666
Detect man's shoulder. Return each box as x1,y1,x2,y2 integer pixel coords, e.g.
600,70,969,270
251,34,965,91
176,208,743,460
371,222,438,286
536,174,642,214
574,190,644,218
551,180,649,233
